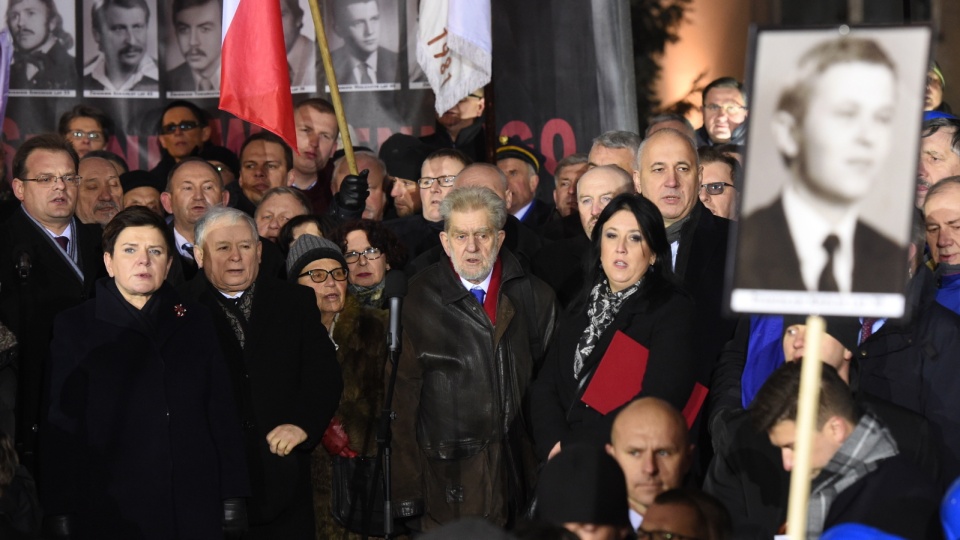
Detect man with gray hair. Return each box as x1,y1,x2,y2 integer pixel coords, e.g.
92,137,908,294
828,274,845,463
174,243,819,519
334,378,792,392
587,130,642,180
392,185,557,531
917,116,960,208
182,205,342,537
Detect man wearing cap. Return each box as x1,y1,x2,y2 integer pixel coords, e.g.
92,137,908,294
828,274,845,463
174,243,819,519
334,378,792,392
392,185,556,531
380,133,435,218
536,444,632,539
497,136,554,228
925,62,948,112
182,206,342,537
120,170,164,216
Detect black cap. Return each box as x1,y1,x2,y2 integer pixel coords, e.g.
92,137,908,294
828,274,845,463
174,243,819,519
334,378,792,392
379,134,437,181
199,145,240,177
536,443,630,528
120,170,164,193
496,135,541,173
782,315,862,354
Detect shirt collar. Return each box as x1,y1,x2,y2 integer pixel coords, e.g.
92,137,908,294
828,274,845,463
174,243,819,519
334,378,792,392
84,53,159,92
459,270,492,294
782,185,858,292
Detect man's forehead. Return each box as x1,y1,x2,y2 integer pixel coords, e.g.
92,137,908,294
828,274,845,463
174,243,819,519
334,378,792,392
172,163,219,185
176,0,217,21
163,106,199,124
641,134,696,165
105,4,147,21
926,184,960,214
79,157,117,177
25,149,75,173
242,140,285,161
704,86,744,104
448,208,494,227
577,170,623,195
10,0,47,13
207,221,256,241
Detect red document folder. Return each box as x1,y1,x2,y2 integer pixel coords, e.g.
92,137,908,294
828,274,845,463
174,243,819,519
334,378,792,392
580,330,649,415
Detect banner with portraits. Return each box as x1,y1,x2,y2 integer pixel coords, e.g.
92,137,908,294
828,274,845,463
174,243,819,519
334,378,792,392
0,0,627,178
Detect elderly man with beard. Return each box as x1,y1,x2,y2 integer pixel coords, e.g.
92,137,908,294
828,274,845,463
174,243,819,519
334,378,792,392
75,155,122,226
181,206,342,538
83,0,158,92
391,185,557,531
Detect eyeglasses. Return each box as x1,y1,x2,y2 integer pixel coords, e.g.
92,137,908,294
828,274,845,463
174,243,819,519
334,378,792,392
20,175,82,186
344,247,382,264
418,175,456,189
704,103,747,115
699,182,735,195
161,121,201,135
637,530,701,540
298,267,348,283
67,130,103,141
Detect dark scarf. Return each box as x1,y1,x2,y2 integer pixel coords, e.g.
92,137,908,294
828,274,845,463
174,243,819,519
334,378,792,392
806,410,898,538
348,280,386,309
665,209,694,245
104,279,164,336
214,282,256,349
574,278,642,378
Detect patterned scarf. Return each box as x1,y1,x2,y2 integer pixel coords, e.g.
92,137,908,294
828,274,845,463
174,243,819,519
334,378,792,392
215,282,256,349
806,410,898,539
348,279,386,309
574,278,642,378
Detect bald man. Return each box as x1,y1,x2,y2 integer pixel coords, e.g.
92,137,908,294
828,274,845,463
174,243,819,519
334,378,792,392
606,398,693,531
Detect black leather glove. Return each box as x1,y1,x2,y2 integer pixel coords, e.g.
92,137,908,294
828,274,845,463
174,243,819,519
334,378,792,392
222,498,248,538
43,515,72,538
335,169,370,213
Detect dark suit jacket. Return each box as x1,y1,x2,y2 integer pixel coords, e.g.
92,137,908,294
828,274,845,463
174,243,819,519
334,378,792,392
519,198,555,229
41,280,249,538
735,197,905,293
330,46,399,84
10,41,76,89
179,274,342,531
165,62,198,92
0,209,105,469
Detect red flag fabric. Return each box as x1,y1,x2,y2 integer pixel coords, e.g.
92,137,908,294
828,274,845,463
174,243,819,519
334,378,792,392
219,0,297,151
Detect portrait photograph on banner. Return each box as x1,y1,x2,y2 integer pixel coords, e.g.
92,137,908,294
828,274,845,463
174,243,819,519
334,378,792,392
6,0,77,95
280,0,319,94
727,25,932,318
161,0,222,97
322,0,401,92
82,0,160,97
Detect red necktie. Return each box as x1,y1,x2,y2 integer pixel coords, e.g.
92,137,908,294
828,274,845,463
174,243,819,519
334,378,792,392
54,236,69,253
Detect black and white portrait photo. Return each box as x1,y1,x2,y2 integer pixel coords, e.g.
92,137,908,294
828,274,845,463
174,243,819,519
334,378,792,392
7,0,77,94
324,0,400,91
729,26,931,317
162,0,221,96
82,0,159,97
280,0,317,92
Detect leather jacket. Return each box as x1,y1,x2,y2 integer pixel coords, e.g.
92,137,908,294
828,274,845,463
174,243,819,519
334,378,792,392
391,249,557,529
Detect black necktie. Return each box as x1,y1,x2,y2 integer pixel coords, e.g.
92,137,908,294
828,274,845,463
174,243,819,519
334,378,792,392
54,236,69,253
818,234,840,292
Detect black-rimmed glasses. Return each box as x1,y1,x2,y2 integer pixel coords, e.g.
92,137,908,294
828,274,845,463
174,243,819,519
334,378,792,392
298,267,348,283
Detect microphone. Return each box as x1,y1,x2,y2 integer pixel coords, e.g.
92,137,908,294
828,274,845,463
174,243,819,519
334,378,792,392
384,270,407,355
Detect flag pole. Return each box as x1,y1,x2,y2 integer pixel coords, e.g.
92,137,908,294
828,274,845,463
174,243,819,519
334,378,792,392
306,0,358,176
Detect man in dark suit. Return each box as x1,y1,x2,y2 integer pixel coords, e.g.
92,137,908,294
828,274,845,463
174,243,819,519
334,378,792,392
735,37,905,294
7,0,76,90
329,0,398,85
165,0,222,92
182,206,342,538
0,134,106,472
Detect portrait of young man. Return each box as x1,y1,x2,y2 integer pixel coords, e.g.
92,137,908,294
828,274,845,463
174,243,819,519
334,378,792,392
731,28,928,317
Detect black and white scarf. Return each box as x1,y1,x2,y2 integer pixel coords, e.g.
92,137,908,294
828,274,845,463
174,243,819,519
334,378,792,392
573,278,642,378
215,283,256,350
806,410,898,538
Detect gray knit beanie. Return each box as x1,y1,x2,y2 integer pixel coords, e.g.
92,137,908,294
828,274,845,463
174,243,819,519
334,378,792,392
286,235,347,281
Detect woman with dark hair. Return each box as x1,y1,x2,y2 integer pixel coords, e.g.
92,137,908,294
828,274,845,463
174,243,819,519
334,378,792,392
41,207,250,538
58,105,114,158
529,194,698,460
331,219,408,309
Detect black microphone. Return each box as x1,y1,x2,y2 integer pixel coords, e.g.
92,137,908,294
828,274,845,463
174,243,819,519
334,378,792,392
384,270,407,355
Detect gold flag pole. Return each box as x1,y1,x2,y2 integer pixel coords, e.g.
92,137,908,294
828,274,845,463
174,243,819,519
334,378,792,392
306,0,358,176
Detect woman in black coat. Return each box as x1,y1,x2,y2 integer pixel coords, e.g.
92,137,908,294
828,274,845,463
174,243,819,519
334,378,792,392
41,207,250,538
530,194,698,461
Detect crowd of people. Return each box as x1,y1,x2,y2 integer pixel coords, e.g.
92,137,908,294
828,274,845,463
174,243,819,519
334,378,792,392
0,33,957,540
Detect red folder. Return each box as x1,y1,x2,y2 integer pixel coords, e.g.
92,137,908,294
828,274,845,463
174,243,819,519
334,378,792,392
581,331,649,415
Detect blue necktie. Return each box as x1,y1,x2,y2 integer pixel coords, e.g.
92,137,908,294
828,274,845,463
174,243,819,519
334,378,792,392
470,288,485,305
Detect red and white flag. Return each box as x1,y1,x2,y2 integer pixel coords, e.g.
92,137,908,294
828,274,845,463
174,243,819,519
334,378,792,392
219,0,297,151
417,0,492,116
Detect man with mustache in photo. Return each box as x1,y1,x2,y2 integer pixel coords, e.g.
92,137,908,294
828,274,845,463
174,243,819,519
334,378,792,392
165,0,221,92
84,0,158,92
7,0,76,90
